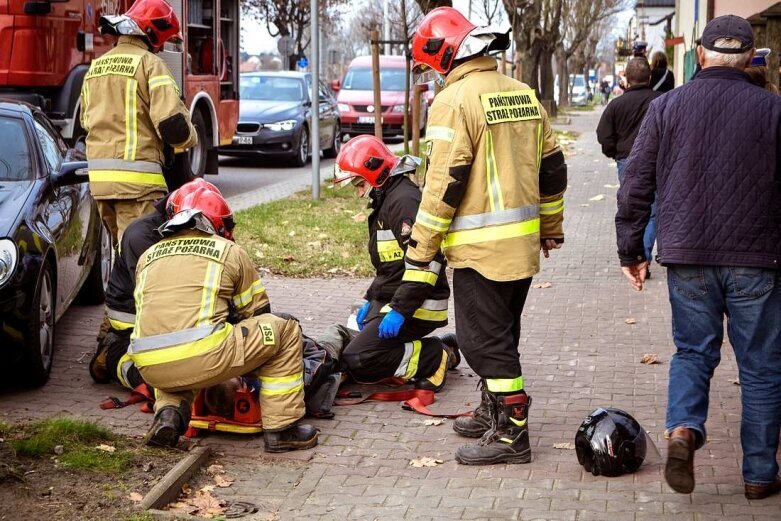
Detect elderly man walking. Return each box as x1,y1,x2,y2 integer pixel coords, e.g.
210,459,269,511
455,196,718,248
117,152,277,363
615,15,781,499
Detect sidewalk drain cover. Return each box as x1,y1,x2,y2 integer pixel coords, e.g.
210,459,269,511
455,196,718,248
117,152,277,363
224,501,259,519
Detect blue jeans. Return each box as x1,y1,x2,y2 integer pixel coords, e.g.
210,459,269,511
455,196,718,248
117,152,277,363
666,265,781,485
616,159,656,262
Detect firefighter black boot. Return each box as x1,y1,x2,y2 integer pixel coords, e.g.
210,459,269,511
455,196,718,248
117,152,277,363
264,423,319,453
455,391,532,465
439,333,461,369
144,403,189,448
453,386,492,438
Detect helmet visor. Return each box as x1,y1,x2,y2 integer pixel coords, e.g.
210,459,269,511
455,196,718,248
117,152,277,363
333,164,359,188
391,154,422,175
162,37,184,54
413,64,440,86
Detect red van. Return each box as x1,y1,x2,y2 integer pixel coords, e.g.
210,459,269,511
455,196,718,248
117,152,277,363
331,55,427,138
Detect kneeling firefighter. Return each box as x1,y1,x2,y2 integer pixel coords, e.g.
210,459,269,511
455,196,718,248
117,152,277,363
129,186,317,452
334,135,459,391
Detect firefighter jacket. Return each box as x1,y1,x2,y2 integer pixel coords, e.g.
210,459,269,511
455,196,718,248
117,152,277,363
406,56,567,282
365,175,450,327
128,229,269,388
81,36,197,200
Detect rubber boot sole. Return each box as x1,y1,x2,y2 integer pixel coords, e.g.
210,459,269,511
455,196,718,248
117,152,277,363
144,425,180,448
455,447,532,465
665,439,695,494
264,433,319,453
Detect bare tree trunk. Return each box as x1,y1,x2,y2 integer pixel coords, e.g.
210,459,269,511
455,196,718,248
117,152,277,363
556,51,568,106
539,48,555,100
415,0,452,13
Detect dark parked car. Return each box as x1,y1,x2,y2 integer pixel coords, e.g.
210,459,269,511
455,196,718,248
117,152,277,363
0,100,111,386
220,71,341,166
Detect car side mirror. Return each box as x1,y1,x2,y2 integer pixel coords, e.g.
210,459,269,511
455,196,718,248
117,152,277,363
52,161,89,188
331,79,341,92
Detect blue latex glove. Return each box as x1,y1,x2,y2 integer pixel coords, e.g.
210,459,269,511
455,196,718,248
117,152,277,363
378,309,405,339
356,301,371,331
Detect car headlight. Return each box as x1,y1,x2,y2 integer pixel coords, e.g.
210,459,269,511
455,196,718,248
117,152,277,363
337,103,350,112
0,239,18,288
392,104,405,113
265,120,297,132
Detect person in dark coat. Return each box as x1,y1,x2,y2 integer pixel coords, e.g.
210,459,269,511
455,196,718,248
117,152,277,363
650,51,675,92
615,15,781,500
597,57,662,273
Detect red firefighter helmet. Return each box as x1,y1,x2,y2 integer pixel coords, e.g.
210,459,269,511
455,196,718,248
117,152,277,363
411,7,476,75
100,0,183,52
163,182,234,240
166,178,222,218
333,135,400,188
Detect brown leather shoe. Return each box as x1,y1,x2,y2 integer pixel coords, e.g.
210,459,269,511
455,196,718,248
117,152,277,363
745,476,781,500
665,426,695,494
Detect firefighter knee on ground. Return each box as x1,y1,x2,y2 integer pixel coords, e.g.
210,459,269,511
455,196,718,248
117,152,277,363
127,184,317,452
333,135,460,393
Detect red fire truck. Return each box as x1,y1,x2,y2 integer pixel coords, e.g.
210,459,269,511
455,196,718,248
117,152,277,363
0,0,239,176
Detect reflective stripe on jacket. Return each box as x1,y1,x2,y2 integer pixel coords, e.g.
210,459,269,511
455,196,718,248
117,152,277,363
407,56,565,282
365,175,450,325
81,36,197,199
129,229,269,385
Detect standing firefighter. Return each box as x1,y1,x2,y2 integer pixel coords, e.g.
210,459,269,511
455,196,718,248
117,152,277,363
129,187,317,452
334,136,459,391
404,8,567,465
81,0,197,244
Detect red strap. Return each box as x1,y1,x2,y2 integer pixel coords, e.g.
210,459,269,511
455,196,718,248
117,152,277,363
335,389,471,418
99,383,155,413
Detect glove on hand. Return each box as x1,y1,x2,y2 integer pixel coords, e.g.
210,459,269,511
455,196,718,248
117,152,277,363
378,309,405,339
356,301,371,331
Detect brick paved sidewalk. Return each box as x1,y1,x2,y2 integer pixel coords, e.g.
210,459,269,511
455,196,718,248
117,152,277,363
2,108,780,520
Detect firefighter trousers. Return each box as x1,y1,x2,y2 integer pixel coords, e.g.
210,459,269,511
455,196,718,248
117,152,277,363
146,314,305,431
341,305,446,383
96,194,162,246
453,268,532,393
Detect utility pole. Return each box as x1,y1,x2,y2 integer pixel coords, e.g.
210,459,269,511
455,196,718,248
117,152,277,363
311,0,320,200
383,0,390,55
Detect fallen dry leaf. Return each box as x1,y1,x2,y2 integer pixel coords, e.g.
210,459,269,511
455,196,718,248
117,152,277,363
317,233,328,239
730,378,741,386
188,489,225,516
579,203,590,207
341,251,350,258
589,194,606,201
181,483,192,496
254,249,265,259
127,492,143,502
288,230,296,237
214,474,234,488
625,317,637,325
604,184,620,189
533,282,553,289
206,464,224,476
352,212,367,223
641,353,661,365
306,241,321,249
553,443,576,450
409,457,443,468
95,444,116,453
282,255,296,262
423,418,446,426
199,485,215,494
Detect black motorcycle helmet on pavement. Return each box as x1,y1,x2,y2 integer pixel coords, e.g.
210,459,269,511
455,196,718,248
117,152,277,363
575,407,648,477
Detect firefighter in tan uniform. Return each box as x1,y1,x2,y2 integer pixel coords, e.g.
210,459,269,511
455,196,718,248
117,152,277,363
81,0,197,244
403,8,568,465
129,186,318,452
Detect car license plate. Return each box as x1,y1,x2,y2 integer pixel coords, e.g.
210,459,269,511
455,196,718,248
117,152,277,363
235,136,253,145
357,116,377,124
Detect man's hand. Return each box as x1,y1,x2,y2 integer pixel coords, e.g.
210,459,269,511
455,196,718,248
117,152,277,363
378,309,405,339
541,239,562,258
621,261,649,291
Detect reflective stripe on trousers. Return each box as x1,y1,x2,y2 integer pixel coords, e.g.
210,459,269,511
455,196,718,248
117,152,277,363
485,376,524,393
394,340,422,380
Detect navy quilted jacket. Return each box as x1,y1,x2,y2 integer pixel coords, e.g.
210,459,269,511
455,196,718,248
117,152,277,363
616,66,781,268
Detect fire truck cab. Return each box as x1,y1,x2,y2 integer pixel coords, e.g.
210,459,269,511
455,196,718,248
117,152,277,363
0,0,239,177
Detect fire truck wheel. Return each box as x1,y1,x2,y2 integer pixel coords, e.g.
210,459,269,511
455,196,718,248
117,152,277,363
189,110,208,178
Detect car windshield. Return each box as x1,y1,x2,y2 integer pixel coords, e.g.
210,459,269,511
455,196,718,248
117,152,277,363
0,117,33,181
571,76,585,87
342,68,407,91
240,76,305,102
